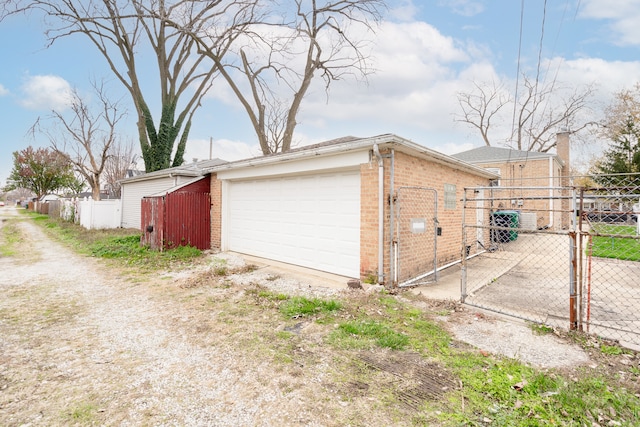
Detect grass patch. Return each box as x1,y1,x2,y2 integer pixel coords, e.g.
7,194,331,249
591,224,640,261
0,221,23,257
331,320,409,350
530,323,554,335
601,344,625,356
64,402,98,423
25,212,202,270
440,355,640,426
279,296,342,318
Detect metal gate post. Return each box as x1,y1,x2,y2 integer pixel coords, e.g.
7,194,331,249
569,229,578,330
461,189,468,303
569,187,579,331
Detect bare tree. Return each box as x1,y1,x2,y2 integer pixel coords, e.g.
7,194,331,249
600,82,640,141
103,139,137,198
1,0,251,171
184,0,385,154
456,74,596,152
31,81,125,200
456,80,510,147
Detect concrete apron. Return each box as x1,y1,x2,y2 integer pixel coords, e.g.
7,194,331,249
230,253,359,292
231,252,465,298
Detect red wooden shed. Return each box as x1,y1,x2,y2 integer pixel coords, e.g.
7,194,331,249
141,176,211,250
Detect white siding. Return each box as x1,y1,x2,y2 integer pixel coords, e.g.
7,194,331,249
120,176,178,229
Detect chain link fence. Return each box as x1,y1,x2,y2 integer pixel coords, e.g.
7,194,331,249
395,187,438,286
461,173,640,349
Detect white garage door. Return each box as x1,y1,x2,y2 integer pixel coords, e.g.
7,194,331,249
227,170,360,277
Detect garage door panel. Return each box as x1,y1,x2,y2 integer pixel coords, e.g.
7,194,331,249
228,170,360,277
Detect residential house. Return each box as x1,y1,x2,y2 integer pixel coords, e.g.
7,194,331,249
452,132,571,230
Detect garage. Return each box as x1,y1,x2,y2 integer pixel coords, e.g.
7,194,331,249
226,169,361,277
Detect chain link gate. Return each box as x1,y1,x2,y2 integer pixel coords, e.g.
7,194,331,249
460,173,640,349
394,187,438,287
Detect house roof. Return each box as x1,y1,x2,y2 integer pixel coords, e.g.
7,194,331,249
452,146,560,165
204,134,498,179
119,157,227,184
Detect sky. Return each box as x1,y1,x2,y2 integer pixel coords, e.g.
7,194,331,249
2,0,640,187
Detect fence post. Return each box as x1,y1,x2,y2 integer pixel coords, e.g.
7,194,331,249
569,229,578,330
461,189,468,303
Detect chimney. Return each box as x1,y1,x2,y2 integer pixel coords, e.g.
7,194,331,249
556,129,570,174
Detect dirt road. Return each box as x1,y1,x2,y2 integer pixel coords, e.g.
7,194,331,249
0,209,349,426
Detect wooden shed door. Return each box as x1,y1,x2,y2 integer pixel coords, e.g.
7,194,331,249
141,197,164,250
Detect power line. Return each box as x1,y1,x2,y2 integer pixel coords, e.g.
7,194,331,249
527,0,548,152
511,0,525,143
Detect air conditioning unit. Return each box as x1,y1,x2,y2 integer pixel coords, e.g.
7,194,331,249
520,212,537,230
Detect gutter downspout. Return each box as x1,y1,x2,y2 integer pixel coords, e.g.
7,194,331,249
373,144,384,285
548,157,554,228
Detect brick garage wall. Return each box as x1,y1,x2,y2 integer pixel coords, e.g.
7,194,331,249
360,149,491,285
391,151,491,270
210,173,222,250
360,163,380,280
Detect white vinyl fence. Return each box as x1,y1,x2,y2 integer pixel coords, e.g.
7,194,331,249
55,198,123,230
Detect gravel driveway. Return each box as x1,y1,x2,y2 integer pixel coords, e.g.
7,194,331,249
0,207,594,426
0,211,345,426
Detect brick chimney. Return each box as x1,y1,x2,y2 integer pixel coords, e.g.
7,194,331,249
556,129,570,176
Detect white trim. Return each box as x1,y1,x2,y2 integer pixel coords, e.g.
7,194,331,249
207,134,498,180
216,150,369,180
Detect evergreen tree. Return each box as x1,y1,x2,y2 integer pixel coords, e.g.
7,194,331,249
594,116,640,186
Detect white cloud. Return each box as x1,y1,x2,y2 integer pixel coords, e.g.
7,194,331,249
0,84,8,96
579,0,640,45
184,137,261,163
439,0,485,17
549,56,640,96
386,0,420,22
296,19,492,141
19,74,73,111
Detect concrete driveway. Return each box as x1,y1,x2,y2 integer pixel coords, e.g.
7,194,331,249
411,232,640,350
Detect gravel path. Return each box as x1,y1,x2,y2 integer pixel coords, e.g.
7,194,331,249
0,211,335,426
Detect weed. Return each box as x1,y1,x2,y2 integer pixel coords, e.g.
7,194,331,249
330,320,409,350
257,290,288,301
279,296,342,318
213,265,228,276
65,402,97,423
530,323,554,335
363,273,378,284
601,344,625,356
0,221,22,257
